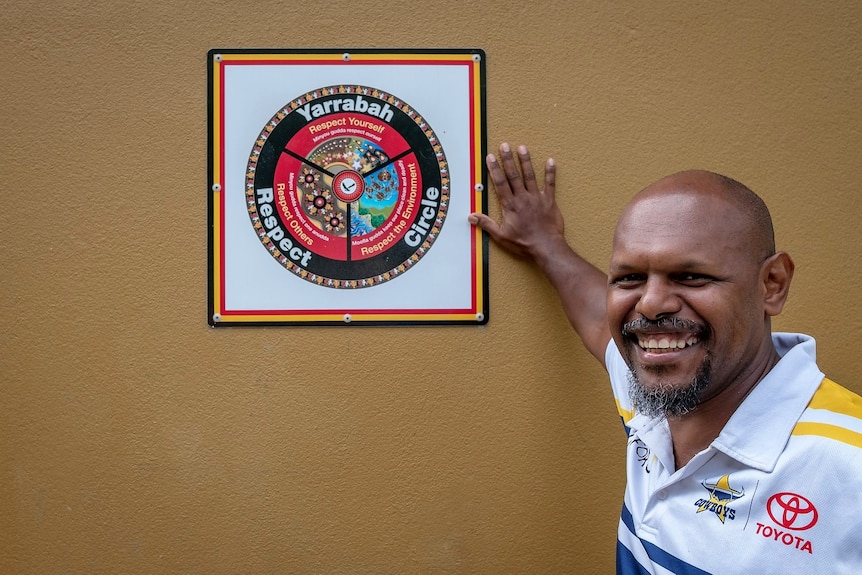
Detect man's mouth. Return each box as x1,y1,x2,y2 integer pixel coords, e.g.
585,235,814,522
636,335,700,353
622,317,705,354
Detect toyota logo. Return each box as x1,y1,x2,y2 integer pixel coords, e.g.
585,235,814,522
766,492,819,531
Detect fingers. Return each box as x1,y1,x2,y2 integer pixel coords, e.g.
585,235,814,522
544,157,556,200
516,145,538,190
467,212,502,238
488,143,545,196
486,151,514,202
497,143,527,194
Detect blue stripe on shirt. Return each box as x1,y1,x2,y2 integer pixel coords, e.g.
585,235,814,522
617,540,653,575
620,415,631,437
619,505,714,575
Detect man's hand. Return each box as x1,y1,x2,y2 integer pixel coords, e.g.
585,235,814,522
468,142,611,363
468,143,566,261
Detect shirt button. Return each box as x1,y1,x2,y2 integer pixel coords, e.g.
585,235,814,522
657,490,668,500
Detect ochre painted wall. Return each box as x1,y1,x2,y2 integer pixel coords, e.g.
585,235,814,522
2,1,860,573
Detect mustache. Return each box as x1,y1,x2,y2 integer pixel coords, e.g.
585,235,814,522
621,317,706,336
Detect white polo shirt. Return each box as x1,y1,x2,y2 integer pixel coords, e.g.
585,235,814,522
606,333,862,574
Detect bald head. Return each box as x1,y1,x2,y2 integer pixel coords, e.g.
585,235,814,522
617,170,776,263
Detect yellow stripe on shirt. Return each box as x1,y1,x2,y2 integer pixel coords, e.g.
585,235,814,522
792,421,862,449
615,398,635,423
806,378,862,419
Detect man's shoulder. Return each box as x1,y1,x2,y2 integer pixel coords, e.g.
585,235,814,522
792,377,862,454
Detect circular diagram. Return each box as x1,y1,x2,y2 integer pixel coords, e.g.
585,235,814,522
246,85,449,289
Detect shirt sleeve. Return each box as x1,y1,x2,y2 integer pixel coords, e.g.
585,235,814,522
605,340,636,425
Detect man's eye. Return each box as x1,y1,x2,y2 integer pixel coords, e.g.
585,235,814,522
611,274,645,286
677,274,713,286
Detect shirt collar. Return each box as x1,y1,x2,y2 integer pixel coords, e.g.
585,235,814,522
710,333,823,472
627,333,823,473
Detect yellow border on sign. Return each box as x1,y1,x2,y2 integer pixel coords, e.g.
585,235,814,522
209,50,486,325
470,55,486,322
211,59,224,320
214,52,478,63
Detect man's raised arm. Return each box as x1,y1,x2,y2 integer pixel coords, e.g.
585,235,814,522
468,143,611,365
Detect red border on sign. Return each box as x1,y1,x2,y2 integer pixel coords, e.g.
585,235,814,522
209,50,486,325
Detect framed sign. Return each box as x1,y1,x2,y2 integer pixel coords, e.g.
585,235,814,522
207,49,488,326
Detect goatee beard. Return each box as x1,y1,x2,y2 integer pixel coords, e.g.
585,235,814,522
627,352,712,419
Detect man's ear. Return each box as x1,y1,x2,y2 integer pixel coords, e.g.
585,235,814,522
762,251,795,316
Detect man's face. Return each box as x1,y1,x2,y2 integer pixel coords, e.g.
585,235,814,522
606,186,770,417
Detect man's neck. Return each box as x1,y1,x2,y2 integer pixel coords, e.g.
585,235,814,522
668,407,734,469
667,346,781,470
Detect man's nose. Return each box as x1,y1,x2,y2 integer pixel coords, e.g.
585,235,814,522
634,277,681,320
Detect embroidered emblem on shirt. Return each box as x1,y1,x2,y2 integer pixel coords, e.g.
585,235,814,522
628,437,653,474
694,474,745,523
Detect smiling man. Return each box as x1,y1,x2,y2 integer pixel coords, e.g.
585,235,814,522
469,144,862,574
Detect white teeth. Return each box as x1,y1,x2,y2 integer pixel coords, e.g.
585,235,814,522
638,336,699,351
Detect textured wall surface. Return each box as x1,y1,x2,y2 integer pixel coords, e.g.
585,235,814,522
2,1,860,573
